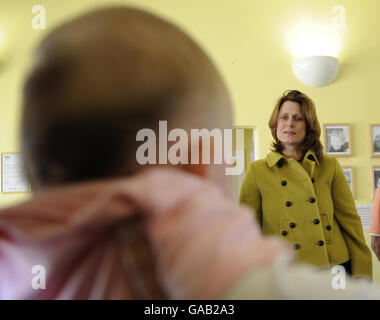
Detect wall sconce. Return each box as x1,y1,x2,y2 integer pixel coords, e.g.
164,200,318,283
292,55,340,87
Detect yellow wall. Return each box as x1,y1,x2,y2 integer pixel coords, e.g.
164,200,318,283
1,0,380,282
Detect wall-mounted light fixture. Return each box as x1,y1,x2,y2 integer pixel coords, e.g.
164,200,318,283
285,18,344,87
292,55,340,87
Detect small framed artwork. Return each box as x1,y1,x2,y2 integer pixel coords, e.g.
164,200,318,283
323,124,351,157
342,166,354,198
370,124,380,157
371,166,380,200
1,153,31,193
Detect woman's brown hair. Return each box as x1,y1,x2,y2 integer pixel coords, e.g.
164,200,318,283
268,90,324,160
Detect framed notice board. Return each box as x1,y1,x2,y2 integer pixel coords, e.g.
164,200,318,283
1,153,31,193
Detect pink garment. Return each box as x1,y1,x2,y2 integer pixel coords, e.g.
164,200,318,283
371,187,380,235
0,168,292,299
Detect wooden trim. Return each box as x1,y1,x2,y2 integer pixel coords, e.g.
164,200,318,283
370,124,380,158
323,123,352,157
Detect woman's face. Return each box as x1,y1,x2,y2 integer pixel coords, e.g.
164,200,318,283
276,101,306,147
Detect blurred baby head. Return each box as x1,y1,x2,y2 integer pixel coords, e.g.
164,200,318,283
21,7,232,191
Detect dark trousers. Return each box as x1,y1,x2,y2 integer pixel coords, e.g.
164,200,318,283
317,260,352,275
340,260,352,276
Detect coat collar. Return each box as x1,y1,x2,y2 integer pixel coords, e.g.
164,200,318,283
266,150,320,167
303,150,320,166
266,151,286,168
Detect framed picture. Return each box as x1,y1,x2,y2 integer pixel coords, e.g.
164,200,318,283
342,166,354,198
371,166,380,200
1,153,31,193
323,124,351,157
370,124,380,157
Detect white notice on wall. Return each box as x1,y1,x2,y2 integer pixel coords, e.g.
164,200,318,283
1,153,30,193
356,205,373,231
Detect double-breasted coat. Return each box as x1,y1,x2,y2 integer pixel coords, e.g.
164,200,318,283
239,150,372,279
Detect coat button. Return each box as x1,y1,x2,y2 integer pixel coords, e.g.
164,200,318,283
309,197,316,203
285,201,292,207
326,225,332,231
318,240,324,246
311,178,315,183
293,244,300,250
281,180,287,186
290,222,296,228
282,231,288,236
313,219,320,224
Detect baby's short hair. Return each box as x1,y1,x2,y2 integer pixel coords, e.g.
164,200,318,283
21,7,229,188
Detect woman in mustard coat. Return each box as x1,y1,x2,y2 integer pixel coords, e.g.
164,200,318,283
239,90,372,280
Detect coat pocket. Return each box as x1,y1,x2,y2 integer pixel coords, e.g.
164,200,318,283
321,213,332,244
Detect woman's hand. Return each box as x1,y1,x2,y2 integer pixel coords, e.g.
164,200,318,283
371,235,380,261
